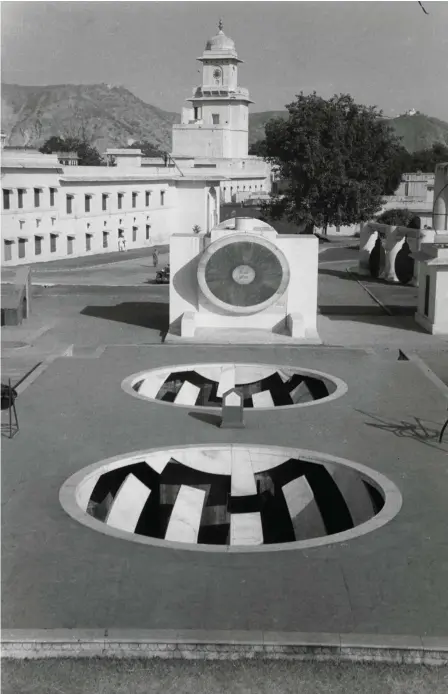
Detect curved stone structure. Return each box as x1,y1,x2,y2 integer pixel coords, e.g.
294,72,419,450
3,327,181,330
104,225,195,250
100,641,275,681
433,163,448,232
197,233,290,314
167,216,320,343
122,363,348,410
60,445,402,551
358,222,436,285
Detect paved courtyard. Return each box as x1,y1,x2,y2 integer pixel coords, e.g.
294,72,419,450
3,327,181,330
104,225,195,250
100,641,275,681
2,248,448,638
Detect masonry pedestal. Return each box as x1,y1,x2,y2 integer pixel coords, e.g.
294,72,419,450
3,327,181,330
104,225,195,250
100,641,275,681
413,235,448,335
166,216,320,344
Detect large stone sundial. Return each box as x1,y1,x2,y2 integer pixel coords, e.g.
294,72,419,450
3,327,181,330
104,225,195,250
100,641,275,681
197,233,290,314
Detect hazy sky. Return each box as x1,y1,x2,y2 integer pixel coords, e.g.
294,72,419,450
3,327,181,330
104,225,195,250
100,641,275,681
2,1,447,120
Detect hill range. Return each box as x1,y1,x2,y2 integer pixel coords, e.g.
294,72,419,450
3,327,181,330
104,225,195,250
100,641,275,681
2,82,448,154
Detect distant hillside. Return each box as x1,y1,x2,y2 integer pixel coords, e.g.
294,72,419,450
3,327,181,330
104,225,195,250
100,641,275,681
248,110,289,145
1,83,180,152
384,114,448,152
2,83,448,154
248,110,448,153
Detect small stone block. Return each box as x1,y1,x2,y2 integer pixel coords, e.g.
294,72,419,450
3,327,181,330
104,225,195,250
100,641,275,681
220,388,245,429
181,311,196,338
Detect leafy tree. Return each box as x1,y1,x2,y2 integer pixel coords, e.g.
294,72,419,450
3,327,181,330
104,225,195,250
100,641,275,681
377,208,421,228
258,92,405,233
128,140,164,158
407,143,448,173
39,136,102,166
382,145,412,194
248,140,267,156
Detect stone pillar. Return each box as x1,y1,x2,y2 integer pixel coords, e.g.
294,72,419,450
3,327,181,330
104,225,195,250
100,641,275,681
381,229,404,283
408,228,436,286
433,163,448,232
358,224,378,274
413,236,448,335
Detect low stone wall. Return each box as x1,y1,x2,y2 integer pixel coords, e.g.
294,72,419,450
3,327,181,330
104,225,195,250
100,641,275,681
358,223,435,285
2,629,447,664
0,267,31,326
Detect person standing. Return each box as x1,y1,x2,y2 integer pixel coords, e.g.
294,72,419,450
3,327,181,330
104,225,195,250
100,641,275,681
153,248,159,267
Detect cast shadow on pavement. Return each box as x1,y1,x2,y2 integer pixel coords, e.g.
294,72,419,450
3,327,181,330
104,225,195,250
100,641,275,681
188,412,222,428
81,301,168,335
356,409,448,451
322,313,422,328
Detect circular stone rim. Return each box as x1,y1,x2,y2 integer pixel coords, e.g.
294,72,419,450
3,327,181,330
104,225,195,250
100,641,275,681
59,444,402,554
197,233,290,315
121,362,348,411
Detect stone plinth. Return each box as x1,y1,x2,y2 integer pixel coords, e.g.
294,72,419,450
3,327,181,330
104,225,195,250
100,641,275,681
413,235,448,335
166,217,320,344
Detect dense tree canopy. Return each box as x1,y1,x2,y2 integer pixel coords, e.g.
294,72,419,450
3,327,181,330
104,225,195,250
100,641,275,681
248,140,267,157
128,140,164,158
40,136,102,166
377,208,421,228
259,92,404,232
404,143,448,173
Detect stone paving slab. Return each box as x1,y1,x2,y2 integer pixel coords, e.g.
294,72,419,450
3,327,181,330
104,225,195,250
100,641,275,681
2,346,448,636
414,350,448,388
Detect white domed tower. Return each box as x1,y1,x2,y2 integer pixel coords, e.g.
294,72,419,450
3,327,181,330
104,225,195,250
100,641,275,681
172,20,253,159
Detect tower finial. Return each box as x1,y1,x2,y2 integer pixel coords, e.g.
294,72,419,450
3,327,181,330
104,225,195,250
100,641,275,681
218,18,223,32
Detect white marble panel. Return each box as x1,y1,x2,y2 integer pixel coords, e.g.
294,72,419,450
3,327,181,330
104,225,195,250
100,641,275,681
252,390,275,408
106,474,151,532
144,450,174,474
224,391,242,406
174,381,201,406
217,364,236,397
165,485,206,543
194,365,223,382
174,448,232,475
249,449,290,473
76,472,102,512
282,477,314,518
277,369,295,383
231,513,263,546
231,449,257,496
289,380,313,404
234,366,276,384
138,372,169,399
324,463,374,525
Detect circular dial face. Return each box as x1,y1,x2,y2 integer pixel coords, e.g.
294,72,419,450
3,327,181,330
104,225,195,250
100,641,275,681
197,234,290,314
232,265,256,285
213,68,222,81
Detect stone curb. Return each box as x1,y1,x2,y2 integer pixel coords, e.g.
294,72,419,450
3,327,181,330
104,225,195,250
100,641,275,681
1,631,447,664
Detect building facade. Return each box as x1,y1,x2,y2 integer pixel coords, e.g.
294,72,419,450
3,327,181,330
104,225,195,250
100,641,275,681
1,22,272,266
1,149,223,266
381,172,435,227
171,21,272,204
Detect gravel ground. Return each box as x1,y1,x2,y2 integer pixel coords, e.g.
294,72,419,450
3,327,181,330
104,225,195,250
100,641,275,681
2,659,447,694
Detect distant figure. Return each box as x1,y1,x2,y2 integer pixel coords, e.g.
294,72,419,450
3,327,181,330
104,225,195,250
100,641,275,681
118,238,124,252
122,238,127,252
153,249,159,267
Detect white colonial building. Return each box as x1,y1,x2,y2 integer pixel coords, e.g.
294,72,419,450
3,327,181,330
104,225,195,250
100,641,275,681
1,148,223,266
1,22,271,267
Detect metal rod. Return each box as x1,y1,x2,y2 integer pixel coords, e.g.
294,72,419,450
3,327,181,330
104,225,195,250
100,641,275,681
12,361,43,390
8,378,12,437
